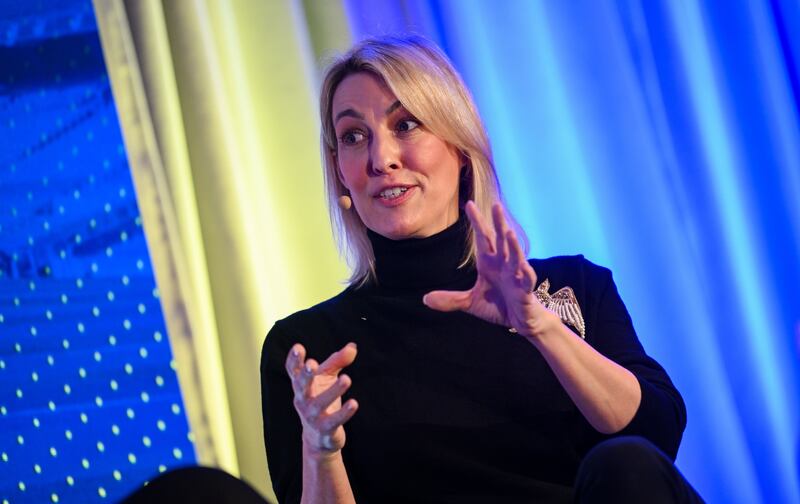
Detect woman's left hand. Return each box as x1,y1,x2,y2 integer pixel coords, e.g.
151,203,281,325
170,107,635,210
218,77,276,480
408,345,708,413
423,201,559,339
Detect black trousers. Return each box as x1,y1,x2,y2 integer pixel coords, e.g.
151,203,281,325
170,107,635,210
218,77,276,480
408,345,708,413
123,436,703,503
574,436,704,503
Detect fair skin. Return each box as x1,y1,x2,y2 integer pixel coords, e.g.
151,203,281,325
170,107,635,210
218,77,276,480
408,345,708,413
285,74,642,504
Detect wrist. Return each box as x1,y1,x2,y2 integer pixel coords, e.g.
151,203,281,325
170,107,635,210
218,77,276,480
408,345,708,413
303,438,342,465
518,310,563,345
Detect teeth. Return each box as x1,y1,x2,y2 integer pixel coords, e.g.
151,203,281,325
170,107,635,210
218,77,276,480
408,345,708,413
379,187,408,199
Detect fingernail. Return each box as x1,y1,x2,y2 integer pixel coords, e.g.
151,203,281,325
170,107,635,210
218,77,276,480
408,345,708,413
291,346,300,356
347,342,357,350
304,363,313,373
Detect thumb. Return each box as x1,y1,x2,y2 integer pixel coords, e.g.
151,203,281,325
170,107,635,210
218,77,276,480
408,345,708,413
423,290,472,312
318,342,357,375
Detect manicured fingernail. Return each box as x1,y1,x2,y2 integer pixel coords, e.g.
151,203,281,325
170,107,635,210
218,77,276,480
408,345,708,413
347,342,357,350
292,346,300,356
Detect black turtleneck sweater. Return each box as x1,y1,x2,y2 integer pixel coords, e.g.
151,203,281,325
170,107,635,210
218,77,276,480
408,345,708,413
261,217,685,504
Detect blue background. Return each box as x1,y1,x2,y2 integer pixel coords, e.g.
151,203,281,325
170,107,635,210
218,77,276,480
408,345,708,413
0,1,195,503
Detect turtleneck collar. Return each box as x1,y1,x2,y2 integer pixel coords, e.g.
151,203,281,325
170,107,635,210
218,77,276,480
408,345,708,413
364,213,476,295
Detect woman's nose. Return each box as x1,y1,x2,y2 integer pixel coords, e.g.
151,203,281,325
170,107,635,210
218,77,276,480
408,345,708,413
368,130,400,175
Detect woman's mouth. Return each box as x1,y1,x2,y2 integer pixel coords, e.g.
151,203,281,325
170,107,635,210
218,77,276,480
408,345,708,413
374,186,416,206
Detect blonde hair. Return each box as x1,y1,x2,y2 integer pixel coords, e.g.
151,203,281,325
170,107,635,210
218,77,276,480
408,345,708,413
319,34,528,285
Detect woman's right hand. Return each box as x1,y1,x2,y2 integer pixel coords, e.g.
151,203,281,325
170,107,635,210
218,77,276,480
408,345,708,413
285,342,359,457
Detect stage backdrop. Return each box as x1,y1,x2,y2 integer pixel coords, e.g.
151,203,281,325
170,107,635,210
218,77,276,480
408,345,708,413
2,0,798,503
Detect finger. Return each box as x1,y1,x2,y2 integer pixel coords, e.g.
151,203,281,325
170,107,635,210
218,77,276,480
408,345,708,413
465,201,495,255
285,343,306,376
507,230,536,291
318,399,359,432
492,204,510,261
307,374,352,421
423,289,472,312
317,342,358,375
298,358,319,398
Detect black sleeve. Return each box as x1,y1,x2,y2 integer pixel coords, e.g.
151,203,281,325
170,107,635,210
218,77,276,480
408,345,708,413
261,321,303,504
584,260,687,460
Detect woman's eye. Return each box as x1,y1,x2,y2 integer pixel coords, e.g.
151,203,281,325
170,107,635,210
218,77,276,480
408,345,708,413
340,130,366,145
396,118,420,133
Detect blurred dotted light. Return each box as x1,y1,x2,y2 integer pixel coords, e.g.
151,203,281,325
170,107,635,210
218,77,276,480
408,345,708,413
139,347,148,358
137,303,146,314
34,463,41,474
95,396,103,407
113,470,121,481
80,413,88,424
98,487,106,498
94,351,102,362
18,482,26,491
124,363,133,374
82,459,90,469
31,371,39,382
17,435,24,445
105,246,113,257
77,322,85,333
97,441,105,452
1,406,7,415
155,375,164,387
136,259,144,270
45,309,53,320
171,404,181,415
141,392,150,403
142,436,151,447
65,430,73,440
158,465,166,473
64,384,71,394
157,420,166,431
30,326,37,336
110,379,118,391
126,408,135,419
76,278,84,288
14,343,22,353
111,425,120,435
62,339,70,349
66,475,74,485
91,262,99,273
154,331,163,342
51,493,59,503
50,447,57,457
122,275,130,285
128,453,137,464
1,452,7,462
107,290,115,301
16,389,23,398
173,448,183,459
89,218,96,228
109,335,117,345
79,367,87,378
104,202,111,212
32,417,40,428
92,306,100,316
48,401,56,411
120,231,128,241
123,319,132,330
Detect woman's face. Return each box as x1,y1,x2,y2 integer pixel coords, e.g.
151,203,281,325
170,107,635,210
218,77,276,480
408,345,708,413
332,72,462,240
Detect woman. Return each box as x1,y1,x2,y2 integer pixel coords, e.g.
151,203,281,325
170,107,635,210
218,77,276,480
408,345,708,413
261,34,702,503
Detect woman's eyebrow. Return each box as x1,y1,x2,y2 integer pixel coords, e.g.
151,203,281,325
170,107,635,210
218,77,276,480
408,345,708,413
334,101,403,124
335,109,364,123
385,101,402,115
